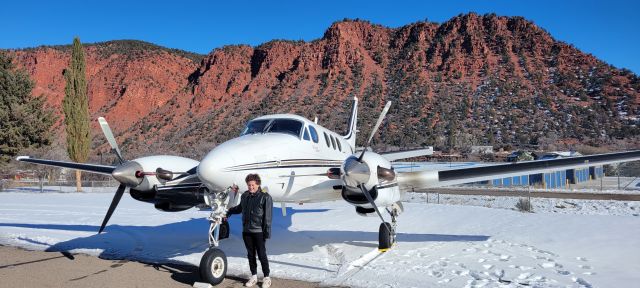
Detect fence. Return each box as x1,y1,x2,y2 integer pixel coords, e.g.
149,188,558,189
0,179,118,193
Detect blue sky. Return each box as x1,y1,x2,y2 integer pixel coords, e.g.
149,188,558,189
2,0,638,74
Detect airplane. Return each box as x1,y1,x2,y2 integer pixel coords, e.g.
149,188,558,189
16,97,640,285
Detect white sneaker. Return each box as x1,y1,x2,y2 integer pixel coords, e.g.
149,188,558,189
245,275,258,287
262,276,271,288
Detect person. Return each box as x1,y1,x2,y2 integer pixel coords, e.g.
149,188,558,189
227,174,273,288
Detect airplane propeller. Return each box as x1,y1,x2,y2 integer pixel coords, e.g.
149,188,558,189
96,117,190,233
341,101,393,224
96,117,131,233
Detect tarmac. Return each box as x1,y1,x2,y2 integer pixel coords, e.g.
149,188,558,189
0,245,331,288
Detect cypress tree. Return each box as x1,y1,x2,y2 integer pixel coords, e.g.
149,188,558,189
63,37,90,192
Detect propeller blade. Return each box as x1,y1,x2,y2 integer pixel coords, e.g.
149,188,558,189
98,184,126,234
98,117,124,164
365,101,392,148
359,185,385,223
359,101,392,160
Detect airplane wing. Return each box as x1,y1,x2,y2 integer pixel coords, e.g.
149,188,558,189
397,150,640,189
16,156,115,175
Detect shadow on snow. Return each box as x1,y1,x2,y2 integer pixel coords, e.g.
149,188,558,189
0,207,490,263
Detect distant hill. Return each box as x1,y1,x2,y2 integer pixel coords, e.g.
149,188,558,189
6,13,639,160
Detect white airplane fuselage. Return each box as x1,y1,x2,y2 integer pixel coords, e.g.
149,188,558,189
197,114,354,203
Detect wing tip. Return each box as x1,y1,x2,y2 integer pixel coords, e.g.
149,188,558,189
16,156,30,161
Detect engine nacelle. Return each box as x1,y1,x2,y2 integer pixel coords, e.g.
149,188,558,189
341,151,401,213
127,155,199,191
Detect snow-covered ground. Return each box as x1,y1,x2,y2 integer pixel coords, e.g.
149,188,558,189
404,193,640,216
1,191,639,288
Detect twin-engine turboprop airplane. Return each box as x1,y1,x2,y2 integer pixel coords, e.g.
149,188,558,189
17,98,640,285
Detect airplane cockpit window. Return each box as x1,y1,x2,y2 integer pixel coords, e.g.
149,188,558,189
265,119,303,138
303,127,311,141
309,126,319,143
241,119,270,135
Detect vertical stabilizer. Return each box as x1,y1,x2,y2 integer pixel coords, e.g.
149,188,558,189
343,97,358,151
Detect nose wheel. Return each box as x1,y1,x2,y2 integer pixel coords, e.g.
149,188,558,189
357,185,398,251
199,247,227,285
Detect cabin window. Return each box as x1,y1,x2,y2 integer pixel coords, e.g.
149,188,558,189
303,127,311,141
337,138,342,151
309,126,319,143
241,119,270,135
265,119,303,138
330,135,337,150
323,132,330,147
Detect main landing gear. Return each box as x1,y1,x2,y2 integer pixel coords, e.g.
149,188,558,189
198,187,231,286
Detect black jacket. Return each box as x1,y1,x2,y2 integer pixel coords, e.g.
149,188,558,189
227,188,273,238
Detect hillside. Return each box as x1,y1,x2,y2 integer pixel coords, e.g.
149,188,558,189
7,13,639,161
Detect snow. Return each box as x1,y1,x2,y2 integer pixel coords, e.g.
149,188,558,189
1,191,639,287
404,192,640,216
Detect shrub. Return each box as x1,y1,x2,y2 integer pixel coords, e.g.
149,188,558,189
516,198,533,212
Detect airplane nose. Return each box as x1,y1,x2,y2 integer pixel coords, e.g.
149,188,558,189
197,148,235,191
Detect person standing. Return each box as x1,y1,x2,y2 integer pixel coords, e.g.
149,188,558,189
227,174,273,287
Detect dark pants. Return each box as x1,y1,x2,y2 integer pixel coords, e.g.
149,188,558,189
242,232,269,276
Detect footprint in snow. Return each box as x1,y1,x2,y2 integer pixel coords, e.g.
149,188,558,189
493,269,505,278
572,277,593,287
427,269,443,278
556,270,572,275
579,265,592,269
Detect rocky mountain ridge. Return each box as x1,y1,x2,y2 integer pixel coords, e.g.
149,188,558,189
7,13,639,161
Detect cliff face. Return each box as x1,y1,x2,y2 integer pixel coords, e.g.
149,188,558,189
9,14,640,160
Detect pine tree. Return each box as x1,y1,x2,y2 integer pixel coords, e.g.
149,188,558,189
63,37,90,192
0,52,54,164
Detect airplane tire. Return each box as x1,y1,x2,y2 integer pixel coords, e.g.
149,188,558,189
378,222,393,250
199,248,227,285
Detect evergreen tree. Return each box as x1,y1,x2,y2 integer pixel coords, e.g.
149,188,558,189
0,52,54,164
63,37,90,192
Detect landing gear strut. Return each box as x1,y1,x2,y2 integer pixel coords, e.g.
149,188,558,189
358,185,399,251
198,187,231,286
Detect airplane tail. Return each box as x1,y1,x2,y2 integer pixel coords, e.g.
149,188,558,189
343,97,358,151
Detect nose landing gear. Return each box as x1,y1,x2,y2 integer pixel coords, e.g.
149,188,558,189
198,188,231,286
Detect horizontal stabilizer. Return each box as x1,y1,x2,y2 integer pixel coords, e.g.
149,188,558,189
382,147,434,161
16,156,115,175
